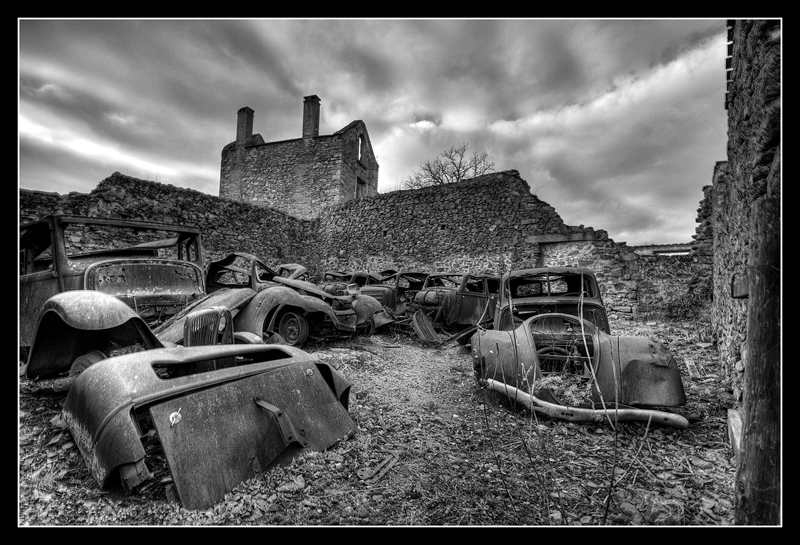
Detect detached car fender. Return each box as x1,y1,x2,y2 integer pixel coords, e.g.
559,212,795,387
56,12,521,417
25,291,163,380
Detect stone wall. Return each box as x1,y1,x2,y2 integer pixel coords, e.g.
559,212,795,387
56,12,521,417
316,170,575,274
21,172,319,267
219,103,379,221
221,136,349,220
714,19,781,403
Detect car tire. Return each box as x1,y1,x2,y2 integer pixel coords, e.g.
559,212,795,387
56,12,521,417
69,350,107,377
263,331,286,345
278,312,309,346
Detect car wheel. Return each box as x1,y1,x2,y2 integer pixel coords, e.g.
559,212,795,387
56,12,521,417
278,312,309,346
263,331,286,345
69,350,107,377
52,349,107,393
358,316,376,337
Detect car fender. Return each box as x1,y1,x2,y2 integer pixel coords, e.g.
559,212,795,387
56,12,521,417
471,326,539,388
351,294,383,326
25,291,163,380
592,335,687,407
235,286,340,336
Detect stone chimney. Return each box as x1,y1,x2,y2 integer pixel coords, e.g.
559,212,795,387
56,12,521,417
302,95,320,139
236,107,254,143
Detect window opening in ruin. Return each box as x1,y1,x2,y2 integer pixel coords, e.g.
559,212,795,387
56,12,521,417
358,135,363,162
355,177,366,199
382,229,389,238
654,250,691,256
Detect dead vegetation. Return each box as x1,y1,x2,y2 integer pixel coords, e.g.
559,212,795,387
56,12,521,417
18,317,736,526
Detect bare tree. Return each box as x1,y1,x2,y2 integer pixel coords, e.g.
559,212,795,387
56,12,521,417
402,143,495,190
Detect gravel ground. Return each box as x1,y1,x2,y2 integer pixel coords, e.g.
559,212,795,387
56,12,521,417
18,317,737,526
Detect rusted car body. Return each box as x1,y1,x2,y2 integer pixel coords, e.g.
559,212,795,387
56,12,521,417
274,263,310,282
62,343,357,510
185,252,382,346
471,267,687,426
356,269,429,311
317,269,429,311
494,267,611,334
20,215,209,379
317,270,380,296
412,272,500,330
20,218,381,385
20,215,205,355
319,270,353,284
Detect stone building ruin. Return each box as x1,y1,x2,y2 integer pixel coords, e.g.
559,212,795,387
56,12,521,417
219,95,379,220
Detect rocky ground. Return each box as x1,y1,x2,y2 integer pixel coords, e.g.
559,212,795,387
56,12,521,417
18,317,737,526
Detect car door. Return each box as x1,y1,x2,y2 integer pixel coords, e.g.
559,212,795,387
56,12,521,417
456,276,493,326
19,222,60,350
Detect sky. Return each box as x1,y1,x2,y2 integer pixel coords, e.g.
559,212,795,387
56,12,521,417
18,18,730,246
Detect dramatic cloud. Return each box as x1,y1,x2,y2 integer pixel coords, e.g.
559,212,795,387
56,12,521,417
18,18,729,245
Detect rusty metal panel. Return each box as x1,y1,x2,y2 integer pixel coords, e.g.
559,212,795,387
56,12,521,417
412,310,441,346
150,364,357,510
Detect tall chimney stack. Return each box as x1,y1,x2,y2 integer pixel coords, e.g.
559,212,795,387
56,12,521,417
302,95,320,139
236,107,254,142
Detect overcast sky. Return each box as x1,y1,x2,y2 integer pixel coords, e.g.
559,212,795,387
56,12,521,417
19,18,729,246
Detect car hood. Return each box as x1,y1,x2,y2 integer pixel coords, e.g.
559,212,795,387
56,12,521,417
152,287,258,344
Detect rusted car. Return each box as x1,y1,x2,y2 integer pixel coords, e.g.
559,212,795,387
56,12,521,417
20,215,206,345
274,263,310,282
318,270,353,284
412,272,500,331
317,270,381,296
62,343,358,510
20,215,207,373
20,217,380,385
317,268,429,312
356,269,429,311
182,252,382,346
471,267,688,428
493,267,611,333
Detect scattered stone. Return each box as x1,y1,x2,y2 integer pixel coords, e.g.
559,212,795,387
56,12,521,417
619,501,644,524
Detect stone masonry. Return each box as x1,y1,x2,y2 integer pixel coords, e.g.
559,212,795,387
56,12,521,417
219,95,379,220
714,19,781,403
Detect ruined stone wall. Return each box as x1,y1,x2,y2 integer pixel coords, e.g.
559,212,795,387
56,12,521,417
315,170,576,275
220,136,346,221
20,172,319,268
714,19,781,402
219,122,378,221
337,122,379,198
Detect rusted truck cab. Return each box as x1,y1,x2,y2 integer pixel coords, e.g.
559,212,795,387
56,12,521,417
20,215,205,371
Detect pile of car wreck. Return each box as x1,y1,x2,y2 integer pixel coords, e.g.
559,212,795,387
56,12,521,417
19,215,688,510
